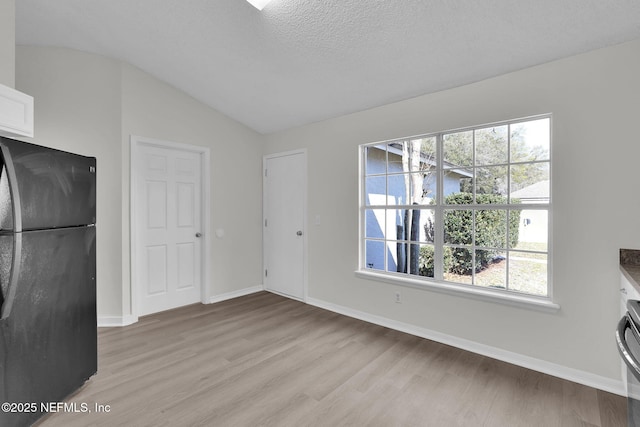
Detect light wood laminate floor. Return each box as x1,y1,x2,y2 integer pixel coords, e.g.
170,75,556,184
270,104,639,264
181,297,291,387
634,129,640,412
38,291,626,426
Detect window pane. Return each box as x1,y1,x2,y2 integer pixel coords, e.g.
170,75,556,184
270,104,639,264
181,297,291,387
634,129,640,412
510,163,550,202
365,176,386,206
512,210,548,252
422,209,436,243
391,241,425,275
475,209,507,249
388,208,434,243
386,142,405,173
475,166,508,199
475,125,508,166
417,244,436,278
508,252,548,296
364,240,385,271
510,118,550,163
364,209,385,239
475,250,506,289
444,209,473,245
391,241,407,273
386,172,438,205
387,174,408,205
412,172,438,205
388,241,402,273
444,131,473,169
365,145,387,175
388,139,437,185
444,169,472,196
387,208,407,241
412,136,437,171
445,247,473,284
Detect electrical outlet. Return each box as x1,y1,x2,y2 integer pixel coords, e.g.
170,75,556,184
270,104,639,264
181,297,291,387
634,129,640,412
395,292,401,303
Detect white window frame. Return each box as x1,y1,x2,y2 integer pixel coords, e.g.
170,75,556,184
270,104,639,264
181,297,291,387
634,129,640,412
356,115,559,312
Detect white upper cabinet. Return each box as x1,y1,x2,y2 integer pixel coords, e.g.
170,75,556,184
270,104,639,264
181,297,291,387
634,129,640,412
0,83,33,138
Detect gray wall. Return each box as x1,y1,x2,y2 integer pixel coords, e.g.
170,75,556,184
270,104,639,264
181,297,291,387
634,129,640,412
16,47,123,317
120,62,264,313
0,0,15,87
15,46,264,319
264,39,640,384
13,37,640,387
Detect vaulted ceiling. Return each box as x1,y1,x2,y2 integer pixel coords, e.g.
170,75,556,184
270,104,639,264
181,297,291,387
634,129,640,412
15,1,640,134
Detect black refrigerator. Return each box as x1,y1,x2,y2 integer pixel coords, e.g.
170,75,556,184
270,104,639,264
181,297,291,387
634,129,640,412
0,136,97,427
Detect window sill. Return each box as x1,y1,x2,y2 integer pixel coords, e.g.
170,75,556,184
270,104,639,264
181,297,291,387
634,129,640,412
354,270,560,313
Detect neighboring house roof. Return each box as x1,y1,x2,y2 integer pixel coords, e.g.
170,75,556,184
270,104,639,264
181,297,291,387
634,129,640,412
510,180,550,203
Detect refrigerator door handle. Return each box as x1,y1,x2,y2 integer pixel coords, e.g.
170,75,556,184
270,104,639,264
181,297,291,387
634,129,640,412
0,143,22,232
0,143,23,320
0,233,22,320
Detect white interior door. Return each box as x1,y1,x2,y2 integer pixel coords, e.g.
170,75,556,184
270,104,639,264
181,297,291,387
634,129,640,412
135,142,203,316
264,151,306,300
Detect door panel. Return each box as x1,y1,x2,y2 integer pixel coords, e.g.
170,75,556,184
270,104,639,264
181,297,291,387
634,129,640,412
177,184,193,225
136,144,202,316
177,242,195,289
147,181,167,228
146,245,168,295
264,152,305,300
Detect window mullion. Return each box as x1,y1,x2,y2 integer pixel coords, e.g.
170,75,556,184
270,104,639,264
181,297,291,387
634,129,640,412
434,133,444,280
506,124,511,291
471,129,476,285
505,209,511,291
384,146,389,273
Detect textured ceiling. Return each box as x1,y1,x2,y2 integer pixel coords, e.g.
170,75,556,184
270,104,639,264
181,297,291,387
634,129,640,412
15,0,640,134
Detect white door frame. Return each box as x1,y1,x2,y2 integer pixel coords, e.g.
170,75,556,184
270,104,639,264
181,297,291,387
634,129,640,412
130,135,211,320
263,149,308,302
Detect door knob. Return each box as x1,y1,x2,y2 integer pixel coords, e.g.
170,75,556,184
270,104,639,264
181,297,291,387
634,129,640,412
195,232,202,238
296,230,303,236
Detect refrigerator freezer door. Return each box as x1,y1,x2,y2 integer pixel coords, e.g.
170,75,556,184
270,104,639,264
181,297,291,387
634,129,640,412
0,137,96,231
0,226,97,427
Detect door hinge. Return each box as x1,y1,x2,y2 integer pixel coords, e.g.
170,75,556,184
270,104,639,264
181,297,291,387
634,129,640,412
265,219,267,227
265,269,268,277
265,169,268,177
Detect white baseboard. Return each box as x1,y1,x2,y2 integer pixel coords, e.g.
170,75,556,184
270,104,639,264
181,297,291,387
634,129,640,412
98,286,264,327
208,285,264,304
98,314,138,328
306,297,625,396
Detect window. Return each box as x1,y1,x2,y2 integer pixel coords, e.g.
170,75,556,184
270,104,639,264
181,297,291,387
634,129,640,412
360,116,551,300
